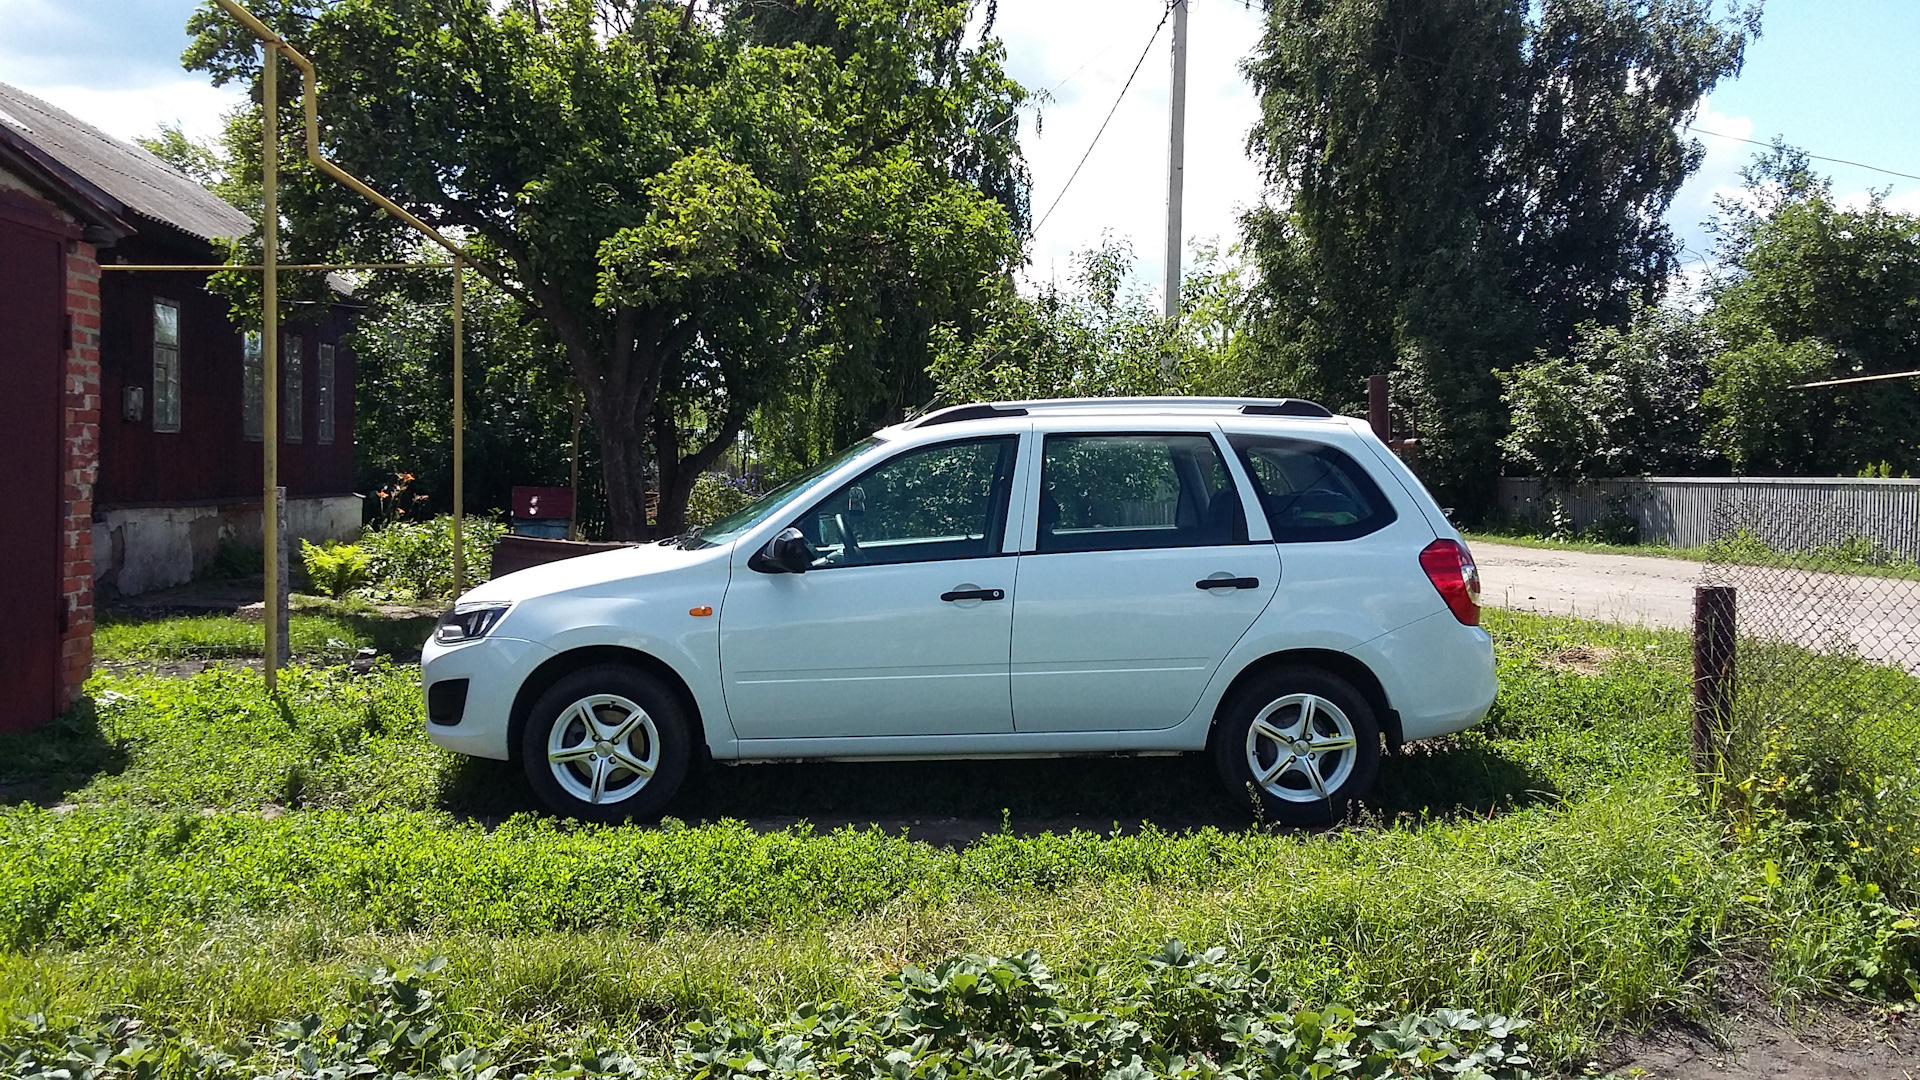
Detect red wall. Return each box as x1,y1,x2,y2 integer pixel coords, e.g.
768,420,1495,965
96,237,355,508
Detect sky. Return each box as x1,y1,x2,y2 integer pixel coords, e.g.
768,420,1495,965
2,0,1915,305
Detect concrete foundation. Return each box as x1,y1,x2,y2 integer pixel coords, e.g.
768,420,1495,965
93,494,362,597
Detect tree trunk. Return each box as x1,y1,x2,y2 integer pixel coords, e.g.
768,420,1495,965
584,385,655,540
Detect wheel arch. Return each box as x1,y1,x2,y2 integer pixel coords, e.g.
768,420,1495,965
508,645,710,765
1209,649,1402,752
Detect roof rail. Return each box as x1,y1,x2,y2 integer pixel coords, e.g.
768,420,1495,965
1239,399,1333,418
912,403,1030,427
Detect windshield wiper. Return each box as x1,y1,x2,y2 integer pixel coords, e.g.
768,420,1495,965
660,528,704,549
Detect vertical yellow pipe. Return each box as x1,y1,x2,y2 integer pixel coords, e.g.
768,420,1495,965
262,45,281,690
451,258,465,596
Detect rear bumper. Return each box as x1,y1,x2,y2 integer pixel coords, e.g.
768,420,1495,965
420,635,555,760
1352,611,1497,741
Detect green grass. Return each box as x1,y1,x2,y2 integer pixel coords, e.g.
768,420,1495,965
0,608,1913,1073
94,610,437,665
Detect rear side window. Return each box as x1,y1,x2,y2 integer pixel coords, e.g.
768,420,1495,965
1228,435,1397,542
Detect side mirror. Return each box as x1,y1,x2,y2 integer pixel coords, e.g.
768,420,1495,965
749,527,814,574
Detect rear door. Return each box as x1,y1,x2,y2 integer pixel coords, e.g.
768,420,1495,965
1009,430,1278,732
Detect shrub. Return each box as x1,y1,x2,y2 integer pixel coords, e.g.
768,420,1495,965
683,473,758,529
298,540,371,598
358,515,507,601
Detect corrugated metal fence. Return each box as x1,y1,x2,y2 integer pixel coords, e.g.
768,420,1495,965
1495,476,1920,559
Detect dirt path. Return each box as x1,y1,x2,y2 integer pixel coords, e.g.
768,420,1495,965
1472,541,1920,673
1597,1007,1920,1079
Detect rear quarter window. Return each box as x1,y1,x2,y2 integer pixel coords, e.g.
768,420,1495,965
1228,434,1398,542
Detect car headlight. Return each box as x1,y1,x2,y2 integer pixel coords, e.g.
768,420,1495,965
435,601,512,644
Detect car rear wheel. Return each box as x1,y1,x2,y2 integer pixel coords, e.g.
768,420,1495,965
520,664,692,823
1213,665,1380,826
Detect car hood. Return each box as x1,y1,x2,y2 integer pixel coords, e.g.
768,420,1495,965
456,540,726,604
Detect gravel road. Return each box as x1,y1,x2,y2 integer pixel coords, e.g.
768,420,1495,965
1471,540,1920,673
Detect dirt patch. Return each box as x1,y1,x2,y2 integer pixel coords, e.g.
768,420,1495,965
1596,1006,1919,1079
1548,645,1616,675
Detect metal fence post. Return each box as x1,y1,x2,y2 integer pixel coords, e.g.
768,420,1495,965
1692,585,1736,776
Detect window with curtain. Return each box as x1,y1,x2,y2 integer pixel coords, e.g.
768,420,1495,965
151,299,181,433
242,330,263,440
283,334,303,443
316,342,336,444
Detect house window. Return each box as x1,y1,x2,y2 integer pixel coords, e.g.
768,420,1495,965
151,299,181,433
316,342,336,445
242,330,263,440
283,333,303,443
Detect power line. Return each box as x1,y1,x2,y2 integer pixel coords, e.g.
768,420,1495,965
1683,124,1920,184
1034,0,1176,232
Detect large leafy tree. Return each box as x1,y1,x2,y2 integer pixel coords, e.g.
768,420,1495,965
1703,146,1920,474
1240,0,1755,510
186,0,1026,538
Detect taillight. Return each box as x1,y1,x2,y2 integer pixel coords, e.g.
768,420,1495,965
1419,538,1481,626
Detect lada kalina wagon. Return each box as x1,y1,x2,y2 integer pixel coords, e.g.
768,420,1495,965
422,397,1495,826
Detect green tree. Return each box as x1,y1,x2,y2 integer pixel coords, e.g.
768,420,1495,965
136,113,261,217
186,0,1026,538
1240,0,1755,511
1499,302,1715,479
1703,148,1920,474
928,236,1181,403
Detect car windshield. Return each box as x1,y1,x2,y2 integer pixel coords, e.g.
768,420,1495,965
685,437,883,548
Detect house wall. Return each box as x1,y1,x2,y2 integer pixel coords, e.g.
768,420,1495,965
62,239,100,704
93,494,361,597
96,235,356,508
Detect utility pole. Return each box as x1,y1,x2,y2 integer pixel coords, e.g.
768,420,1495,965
1162,0,1189,326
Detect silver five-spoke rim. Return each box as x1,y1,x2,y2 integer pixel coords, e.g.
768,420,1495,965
546,693,661,805
1244,693,1359,804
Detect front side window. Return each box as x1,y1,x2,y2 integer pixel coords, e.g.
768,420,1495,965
1036,433,1244,553
283,334,303,443
793,436,1018,568
1228,434,1397,542
316,342,336,444
242,330,263,440
151,299,181,433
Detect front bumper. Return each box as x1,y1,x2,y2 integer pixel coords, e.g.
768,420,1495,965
419,634,556,760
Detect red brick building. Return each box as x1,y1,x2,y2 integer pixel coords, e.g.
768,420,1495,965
0,82,358,731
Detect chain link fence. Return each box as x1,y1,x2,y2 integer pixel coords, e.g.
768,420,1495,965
1700,497,1920,901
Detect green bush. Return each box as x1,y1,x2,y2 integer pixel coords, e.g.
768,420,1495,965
298,540,371,598
683,473,758,530
358,515,507,601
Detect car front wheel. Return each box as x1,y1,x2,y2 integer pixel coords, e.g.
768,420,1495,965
1213,666,1380,826
520,664,692,823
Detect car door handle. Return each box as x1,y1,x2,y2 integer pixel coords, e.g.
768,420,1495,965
1195,576,1260,590
941,588,1005,602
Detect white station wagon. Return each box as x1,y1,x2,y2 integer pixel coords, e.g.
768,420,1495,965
421,397,1495,825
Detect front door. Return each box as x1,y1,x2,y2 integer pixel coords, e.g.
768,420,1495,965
0,216,65,732
719,435,1022,740
1011,431,1279,732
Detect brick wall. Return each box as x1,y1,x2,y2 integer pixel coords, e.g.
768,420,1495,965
60,241,100,708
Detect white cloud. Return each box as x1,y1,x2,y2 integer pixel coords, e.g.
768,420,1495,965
1667,96,1757,265
987,0,1267,303
6,77,243,145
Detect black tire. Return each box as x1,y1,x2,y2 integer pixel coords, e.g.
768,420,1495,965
1212,665,1381,827
519,664,693,823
